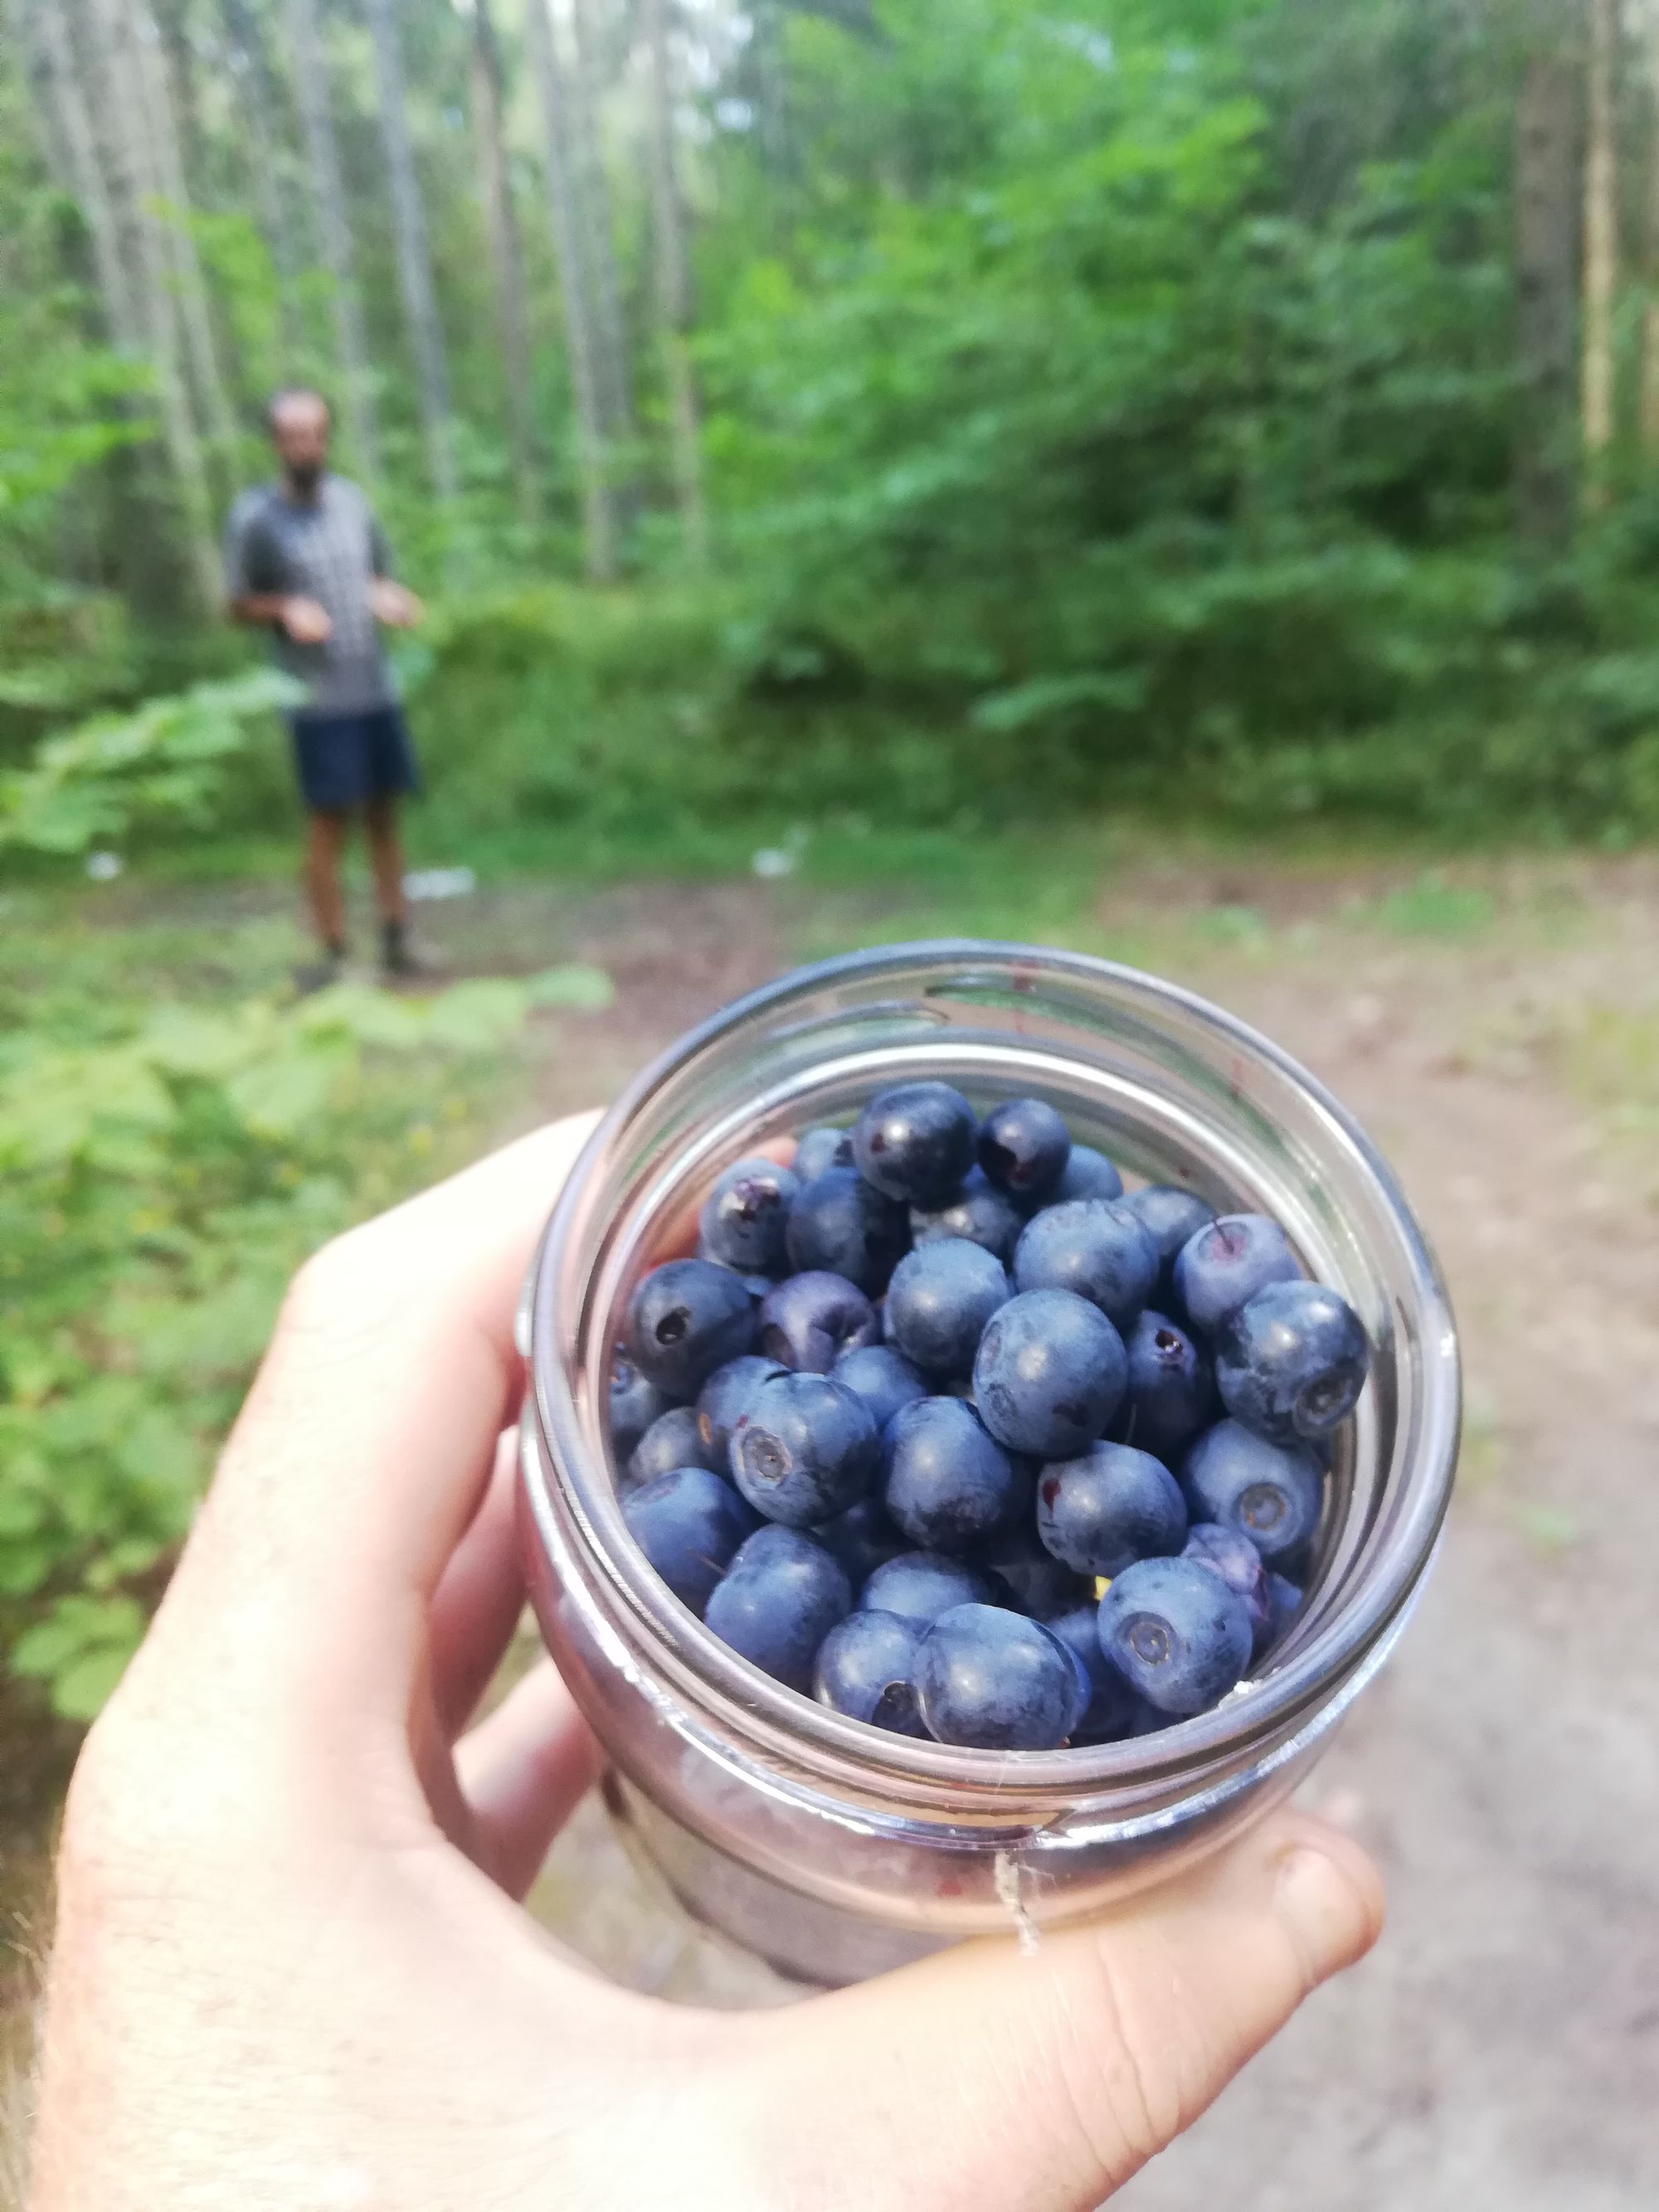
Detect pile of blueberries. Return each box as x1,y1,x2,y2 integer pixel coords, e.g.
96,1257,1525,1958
610,1082,1370,1753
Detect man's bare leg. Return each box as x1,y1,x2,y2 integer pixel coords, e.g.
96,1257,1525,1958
365,795,419,977
304,808,351,955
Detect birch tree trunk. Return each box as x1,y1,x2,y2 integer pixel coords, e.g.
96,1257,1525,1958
526,0,617,578
130,0,241,463
221,0,302,357
569,0,636,450
644,0,708,562
285,0,382,481
469,0,540,523
363,0,459,503
1641,0,1659,453
12,0,141,347
1582,0,1618,478
1515,56,1581,550
81,0,221,605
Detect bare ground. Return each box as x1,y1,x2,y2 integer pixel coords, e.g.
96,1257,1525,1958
7,849,1659,2204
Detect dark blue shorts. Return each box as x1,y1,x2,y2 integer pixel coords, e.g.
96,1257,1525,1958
289,705,420,813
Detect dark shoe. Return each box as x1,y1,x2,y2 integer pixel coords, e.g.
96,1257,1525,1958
380,919,440,983
293,944,347,997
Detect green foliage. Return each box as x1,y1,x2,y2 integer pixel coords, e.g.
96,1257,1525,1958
0,962,606,1719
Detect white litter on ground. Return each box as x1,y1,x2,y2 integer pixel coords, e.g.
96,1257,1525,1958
404,866,477,902
85,851,123,881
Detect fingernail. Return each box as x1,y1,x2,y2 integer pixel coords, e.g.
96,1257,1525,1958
1274,1844,1379,1977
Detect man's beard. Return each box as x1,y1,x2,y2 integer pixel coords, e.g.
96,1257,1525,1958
286,459,324,494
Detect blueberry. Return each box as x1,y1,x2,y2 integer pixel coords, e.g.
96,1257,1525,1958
1262,1570,1305,1655
1044,1602,1141,1743
915,1604,1083,1749
1183,1521,1271,1647
621,1466,756,1616
973,1288,1127,1459
910,1167,1025,1266
1214,1281,1370,1446
1112,1310,1214,1460
1012,1199,1159,1330
883,1397,1029,1556
977,1097,1071,1202
626,1257,757,1397
759,1270,879,1373
794,1124,854,1182
1174,1213,1301,1336
1096,1555,1253,1717
608,1350,674,1459
696,1354,790,1462
1035,1441,1187,1577
705,1525,853,1690
729,1373,879,1526
883,1237,1011,1379
627,1405,718,1487
1050,1143,1125,1205
1180,1418,1325,1567
786,1167,911,1295
830,1344,927,1432
978,1523,1090,1618
861,1550,1001,1626
1121,1185,1219,1298
813,1608,927,1734
698,1155,801,1276
813,1494,906,1586
853,1082,979,1206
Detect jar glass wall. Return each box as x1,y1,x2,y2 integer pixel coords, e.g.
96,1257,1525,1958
520,942,1460,1986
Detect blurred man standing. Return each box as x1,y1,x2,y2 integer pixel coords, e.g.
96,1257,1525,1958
226,389,426,988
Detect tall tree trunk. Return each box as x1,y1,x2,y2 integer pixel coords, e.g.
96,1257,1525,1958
469,0,540,524
152,0,207,194
130,0,241,465
644,0,708,562
221,0,303,358
284,0,382,481
526,0,617,579
1641,0,1659,453
12,0,141,347
1515,56,1582,551
363,0,458,503
1582,0,1618,481
569,0,636,452
80,0,221,606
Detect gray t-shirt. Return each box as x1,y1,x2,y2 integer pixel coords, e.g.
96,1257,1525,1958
223,474,396,713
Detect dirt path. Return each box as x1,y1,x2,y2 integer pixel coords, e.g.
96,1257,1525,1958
7,850,1659,2204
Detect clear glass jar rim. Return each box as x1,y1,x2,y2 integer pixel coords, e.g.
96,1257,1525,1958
526,940,1461,1806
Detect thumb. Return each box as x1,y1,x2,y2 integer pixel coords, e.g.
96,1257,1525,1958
737,1811,1382,2212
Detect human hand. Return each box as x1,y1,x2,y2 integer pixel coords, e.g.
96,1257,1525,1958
368,576,424,629
279,594,333,645
32,1116,1382,2212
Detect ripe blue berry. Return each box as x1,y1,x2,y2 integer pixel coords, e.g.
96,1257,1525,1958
812,1495,906,1586
698,1155,800,1276
705,1525,853,1690
1215,1280,1370,1445
627,1405,717,1487
1113,1310,1213,1460
1121,1185,1219,1299
1174,1213,1301,1336
696,1354,789,1462
786,1168,911,1295
1180,1417,1325,1567
973,1287,1127,1459
910,1167,1025,1266
883,1237,1011,1378
1262,1570,1304,1655
794,1125,854,1182
621,1466,756,1616
1044,1602,1141,1743
1183,1521,1271,1646
883,1397,1028,1555
1036,1441,1187,1577
1096,1555,1253,1717
853,1082,979,1206
978,1097,1071,1202
759,1271,878,1373
813,1609,927,1734
830,1344,927,1432
861,1551,1001,1626
608,1350,674,1460
915,1604,1084,1749
979,1523,1090,1618
1050,1143,1125,1204
1012,1198,1159,1330
626,1257,757,1398
729,1373,879,1526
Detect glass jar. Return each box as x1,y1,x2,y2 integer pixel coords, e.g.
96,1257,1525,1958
518,941,1460,1987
